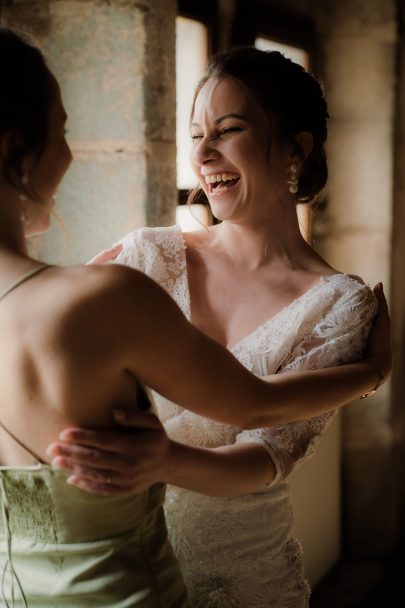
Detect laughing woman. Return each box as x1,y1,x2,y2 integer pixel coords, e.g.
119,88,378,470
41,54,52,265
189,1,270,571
51,48,391,607
1,30,391,607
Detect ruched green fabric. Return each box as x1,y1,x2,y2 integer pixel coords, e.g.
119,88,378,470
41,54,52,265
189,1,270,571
0,466,188,607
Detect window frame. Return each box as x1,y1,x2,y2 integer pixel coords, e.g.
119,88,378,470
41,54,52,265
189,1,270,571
176,1,320,240
176,1,216,206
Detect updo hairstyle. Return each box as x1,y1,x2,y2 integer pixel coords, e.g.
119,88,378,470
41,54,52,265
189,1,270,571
0,27,53,201
190,46,329,204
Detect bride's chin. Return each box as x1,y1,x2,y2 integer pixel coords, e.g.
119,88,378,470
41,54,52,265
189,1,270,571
209,202,237,222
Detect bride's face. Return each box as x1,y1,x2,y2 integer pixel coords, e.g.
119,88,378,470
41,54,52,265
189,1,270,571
189,76,291,223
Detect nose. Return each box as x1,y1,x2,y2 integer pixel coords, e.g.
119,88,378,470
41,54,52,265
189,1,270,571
191,136,220,168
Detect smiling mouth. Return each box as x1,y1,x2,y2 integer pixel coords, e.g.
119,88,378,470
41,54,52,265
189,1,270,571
205,173,241,195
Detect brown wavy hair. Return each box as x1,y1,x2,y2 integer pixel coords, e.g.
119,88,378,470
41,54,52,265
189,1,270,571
188,46,329,205
0,26,53,201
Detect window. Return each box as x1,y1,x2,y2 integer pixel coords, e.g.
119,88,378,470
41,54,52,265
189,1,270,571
176,16,208,191
175,15,211,230
255,36,309,70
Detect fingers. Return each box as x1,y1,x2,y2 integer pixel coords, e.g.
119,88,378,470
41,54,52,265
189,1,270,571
47,441,124,470
67,475,133,496
54,427,133,450
373,283,389,315
113,410,162,429
49,449,150,495
372,283,391,334
367,281,392,381
53,456,117,482
55,413,161,450
47,429,162,473
86,244,123,265
53,455,133,487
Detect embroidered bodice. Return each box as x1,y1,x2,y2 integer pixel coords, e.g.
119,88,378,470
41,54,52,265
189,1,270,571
114,225,378,607
0,259,188,607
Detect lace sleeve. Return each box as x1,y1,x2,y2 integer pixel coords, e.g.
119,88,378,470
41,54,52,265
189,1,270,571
110,225,190,316
235,278,378,486
112,230,144,271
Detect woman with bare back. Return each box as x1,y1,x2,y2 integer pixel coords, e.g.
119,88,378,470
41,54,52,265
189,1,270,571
50,47,391,606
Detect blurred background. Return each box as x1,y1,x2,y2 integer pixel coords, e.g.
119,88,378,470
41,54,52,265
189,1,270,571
1,1,404,605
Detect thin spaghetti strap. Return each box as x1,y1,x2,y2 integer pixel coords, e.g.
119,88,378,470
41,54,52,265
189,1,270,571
0,264,50,303
0,420,45,465
0,263,51,464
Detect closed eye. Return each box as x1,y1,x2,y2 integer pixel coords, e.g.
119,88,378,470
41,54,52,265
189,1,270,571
190,126,243,142
220,126,242,136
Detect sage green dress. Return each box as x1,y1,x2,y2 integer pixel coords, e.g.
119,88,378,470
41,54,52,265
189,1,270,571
0,266,188,607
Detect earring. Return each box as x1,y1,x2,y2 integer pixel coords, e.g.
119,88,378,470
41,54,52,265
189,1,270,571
20,206,30,226
19,173,29,202
287,164,299,194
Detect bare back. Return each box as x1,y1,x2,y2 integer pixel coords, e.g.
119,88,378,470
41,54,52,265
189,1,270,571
0,264,140,466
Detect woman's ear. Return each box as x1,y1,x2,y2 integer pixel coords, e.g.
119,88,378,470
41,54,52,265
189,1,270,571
294,131,314,161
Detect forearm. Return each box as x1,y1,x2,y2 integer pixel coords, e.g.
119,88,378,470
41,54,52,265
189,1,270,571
163,441,276,497
247,359,381,429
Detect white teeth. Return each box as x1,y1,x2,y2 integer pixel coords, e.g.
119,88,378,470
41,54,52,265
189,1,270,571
204,173,239,184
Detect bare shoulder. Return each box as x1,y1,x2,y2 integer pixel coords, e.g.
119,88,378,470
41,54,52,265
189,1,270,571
31,263,165,348
182,227,212,250
50,263,162,320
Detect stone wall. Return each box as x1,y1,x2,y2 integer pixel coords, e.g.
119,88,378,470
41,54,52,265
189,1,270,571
313,0,398,557
235,0,401,560
0,0,177,264
2,0,403,566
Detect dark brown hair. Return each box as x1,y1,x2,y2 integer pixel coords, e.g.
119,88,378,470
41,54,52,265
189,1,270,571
0,27,53,200
189,46,329,204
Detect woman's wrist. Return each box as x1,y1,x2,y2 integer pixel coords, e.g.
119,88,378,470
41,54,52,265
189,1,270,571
161,440,186,485
360,360,386,399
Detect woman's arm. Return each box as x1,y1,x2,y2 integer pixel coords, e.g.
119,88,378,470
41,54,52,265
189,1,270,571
47,284,391,496
117,272,389,429
88,244,391,425
255,283,390,425
48,414,276,496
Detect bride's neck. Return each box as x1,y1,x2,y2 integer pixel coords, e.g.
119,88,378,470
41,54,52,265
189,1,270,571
210,216,307,271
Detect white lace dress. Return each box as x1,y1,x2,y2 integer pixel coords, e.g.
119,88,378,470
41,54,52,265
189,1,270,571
113,225,378,608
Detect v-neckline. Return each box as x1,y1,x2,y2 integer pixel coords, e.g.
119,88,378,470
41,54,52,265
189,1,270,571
174,225,351,352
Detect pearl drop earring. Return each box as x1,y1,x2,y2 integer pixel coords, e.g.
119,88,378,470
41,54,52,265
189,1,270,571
19,173,29,202
287,164,299,194
19,174,30,225
20,207,30,226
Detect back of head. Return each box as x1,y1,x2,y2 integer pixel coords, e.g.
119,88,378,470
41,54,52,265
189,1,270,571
0,26,52,200
192,46,329,203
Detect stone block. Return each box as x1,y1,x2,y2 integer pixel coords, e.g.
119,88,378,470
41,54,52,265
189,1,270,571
40,154,147,265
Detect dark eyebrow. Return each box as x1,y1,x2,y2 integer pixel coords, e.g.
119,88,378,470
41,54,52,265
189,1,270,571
214,113,247,124
191,113,247,128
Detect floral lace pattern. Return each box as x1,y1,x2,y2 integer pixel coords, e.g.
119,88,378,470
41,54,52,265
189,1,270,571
114,225,378,607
